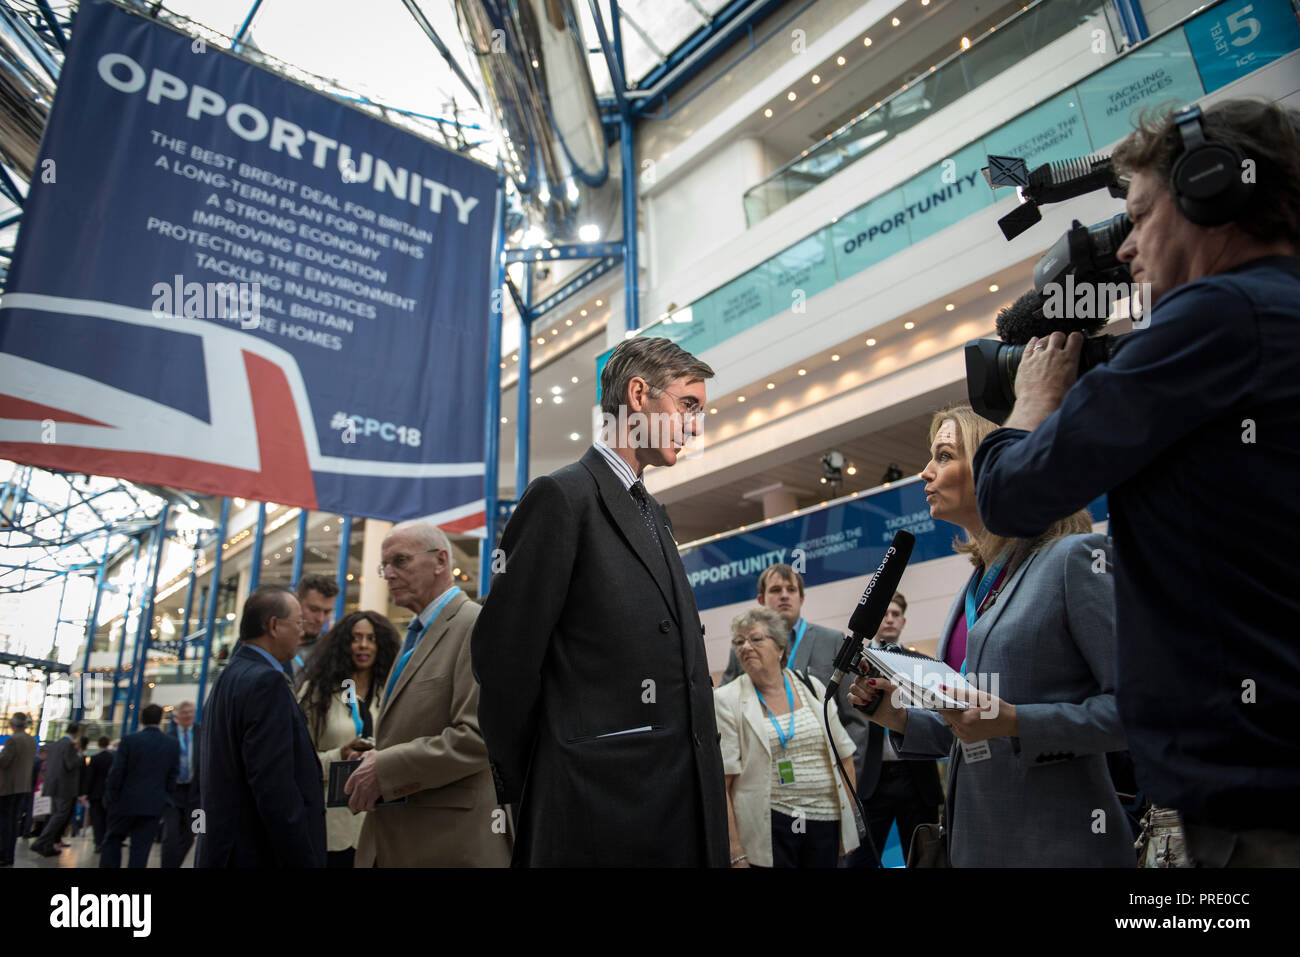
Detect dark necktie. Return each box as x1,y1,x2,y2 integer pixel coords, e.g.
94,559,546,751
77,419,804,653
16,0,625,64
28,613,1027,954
629,481,662,549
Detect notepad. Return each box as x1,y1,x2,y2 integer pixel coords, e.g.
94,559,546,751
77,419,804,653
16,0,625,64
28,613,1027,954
861,647,974,711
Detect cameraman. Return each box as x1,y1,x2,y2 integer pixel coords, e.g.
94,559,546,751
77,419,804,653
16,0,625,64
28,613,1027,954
972,98,1300,867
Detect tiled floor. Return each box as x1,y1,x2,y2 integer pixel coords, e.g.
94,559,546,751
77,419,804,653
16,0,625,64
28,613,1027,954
9,828,194,868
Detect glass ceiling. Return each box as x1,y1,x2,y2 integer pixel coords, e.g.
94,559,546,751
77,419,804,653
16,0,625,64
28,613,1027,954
0,462,170,591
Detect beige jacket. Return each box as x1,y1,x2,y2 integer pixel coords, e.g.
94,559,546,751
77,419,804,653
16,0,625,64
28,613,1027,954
714,670,860,867
297,678,385,853
355,592,512,867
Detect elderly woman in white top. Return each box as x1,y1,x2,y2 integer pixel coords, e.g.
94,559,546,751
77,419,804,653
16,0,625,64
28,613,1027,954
714,607,859,868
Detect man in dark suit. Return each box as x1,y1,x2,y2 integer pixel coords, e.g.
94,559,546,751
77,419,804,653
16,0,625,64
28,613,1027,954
83,736,114,853
473,337,729,867
849,592,943,866
30,721,80,856
0,712,37,866
161,700,199,867
100,705,178,868
199,585,325,868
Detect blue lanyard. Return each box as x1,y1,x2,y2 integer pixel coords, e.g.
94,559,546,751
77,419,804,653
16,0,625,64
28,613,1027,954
755,671,796,750
348,687,364,737
961,557,1006,675
786,618,808,666
386,587,460,698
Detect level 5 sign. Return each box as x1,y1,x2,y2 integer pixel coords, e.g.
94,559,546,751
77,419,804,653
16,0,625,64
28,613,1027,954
1183,0,1300,93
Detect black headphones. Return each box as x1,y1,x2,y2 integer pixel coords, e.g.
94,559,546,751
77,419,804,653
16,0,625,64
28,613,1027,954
1169,105,1252,226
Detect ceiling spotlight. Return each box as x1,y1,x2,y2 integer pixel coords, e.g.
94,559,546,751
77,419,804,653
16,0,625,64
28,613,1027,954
346,573,354,582
512,354,519,362
846,465,858,476
989,283,1000,292
550,328,558,335
766,382,775,390
500,416,508,424
453,567,462,576
580,309,588,316
863,36,872,46
945,303,955,311
569,432,581,441
550,385,562,395
866,337,877,346
536,337,545,345
763,108,773,118
595,299,603,307
578,224,601,242
961,36,971,50
535,397,543,405
836,55,846,66
709,408,718,415
891,17,900,27
565,318,573,326
904,321,915,329
226,612,236,621
323,524,330,532
797,368,807,376
830,353,841,361
786,91,796,102
552,395,563,404
571,376,579,384
737,395,747,403
811,74,821,84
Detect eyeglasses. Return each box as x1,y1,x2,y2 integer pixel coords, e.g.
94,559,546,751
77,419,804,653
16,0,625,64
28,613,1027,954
730,635,769,649
378,549,439,579
653,387,705,418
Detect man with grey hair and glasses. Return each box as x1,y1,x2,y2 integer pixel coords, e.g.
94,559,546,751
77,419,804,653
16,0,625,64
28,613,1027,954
473,336,730,866
346,520,510,866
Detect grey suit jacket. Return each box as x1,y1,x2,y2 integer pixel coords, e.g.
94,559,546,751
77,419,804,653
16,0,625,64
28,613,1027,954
40,735,80,801
894,533,1134,867
721,620,871,776
0,730,37,796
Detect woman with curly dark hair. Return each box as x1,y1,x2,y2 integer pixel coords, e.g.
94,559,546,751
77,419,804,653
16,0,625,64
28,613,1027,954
296,610,400,868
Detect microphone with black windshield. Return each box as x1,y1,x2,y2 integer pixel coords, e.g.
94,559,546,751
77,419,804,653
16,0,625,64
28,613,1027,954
825,530,916,698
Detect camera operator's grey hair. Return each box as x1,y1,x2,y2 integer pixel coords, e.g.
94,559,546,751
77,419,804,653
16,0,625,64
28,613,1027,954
731,606,791,667
388,520,451,556
599,336,714,417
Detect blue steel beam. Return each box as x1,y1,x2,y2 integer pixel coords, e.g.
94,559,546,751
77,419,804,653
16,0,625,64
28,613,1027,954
608,1,639,333
587,0,628,112
194,498,231,725
72,533,112,722
515,265,533,497
400,0,483,109
528,255,620,316
126,504,169,734
291,508,308,586
247,502,267,590
334,515,352,620
479,179,507,596
503,241,623,263
231,0,265,55
178,541,200,661
31,0,67,51
108,536,142,731
628,0,790,118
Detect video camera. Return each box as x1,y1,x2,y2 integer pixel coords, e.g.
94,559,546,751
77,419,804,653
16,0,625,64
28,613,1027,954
965,152,1134,423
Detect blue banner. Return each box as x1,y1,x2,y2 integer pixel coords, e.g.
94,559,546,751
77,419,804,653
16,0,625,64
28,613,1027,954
682,478,1107,611
0,0,497,529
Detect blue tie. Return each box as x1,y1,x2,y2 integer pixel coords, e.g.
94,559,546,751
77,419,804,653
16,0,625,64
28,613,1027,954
179,727,190,783
386,618,424,698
